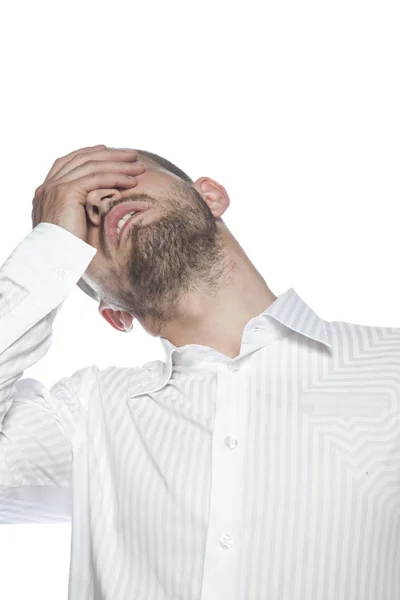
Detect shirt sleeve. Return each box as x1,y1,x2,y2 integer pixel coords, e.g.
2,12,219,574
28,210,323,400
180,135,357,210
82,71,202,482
0,223,97,523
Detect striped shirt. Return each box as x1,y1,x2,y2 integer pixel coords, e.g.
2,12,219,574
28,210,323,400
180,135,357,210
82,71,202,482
1,222,400,600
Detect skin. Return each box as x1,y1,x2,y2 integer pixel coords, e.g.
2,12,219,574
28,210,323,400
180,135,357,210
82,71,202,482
82,152,278,359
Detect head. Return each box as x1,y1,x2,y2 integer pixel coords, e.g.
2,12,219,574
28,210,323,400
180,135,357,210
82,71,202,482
77,148,234,337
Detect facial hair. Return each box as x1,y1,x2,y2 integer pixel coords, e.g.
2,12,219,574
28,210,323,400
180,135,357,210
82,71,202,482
111,183,231,335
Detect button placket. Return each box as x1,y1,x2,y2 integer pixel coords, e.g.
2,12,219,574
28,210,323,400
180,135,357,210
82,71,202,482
209,361,243,564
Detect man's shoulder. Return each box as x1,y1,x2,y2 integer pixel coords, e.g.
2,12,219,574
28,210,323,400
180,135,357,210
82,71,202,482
329,319,400,339
46,360,165,410
100,359,165,376
98,360,164,385
98,361,166,402
54,359,164,384
328,319,400,356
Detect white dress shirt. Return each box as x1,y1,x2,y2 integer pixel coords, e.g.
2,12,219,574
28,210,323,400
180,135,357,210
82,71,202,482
1,222,400,600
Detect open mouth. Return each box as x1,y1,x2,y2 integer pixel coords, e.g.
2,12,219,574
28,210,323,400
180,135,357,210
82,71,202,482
105,202,151,249
117,210,147,246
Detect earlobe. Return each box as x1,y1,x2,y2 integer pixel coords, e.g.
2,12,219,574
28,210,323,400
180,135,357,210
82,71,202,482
120,312,134,332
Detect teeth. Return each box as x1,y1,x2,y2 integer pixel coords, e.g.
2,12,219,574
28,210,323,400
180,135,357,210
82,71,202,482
116,212,136,238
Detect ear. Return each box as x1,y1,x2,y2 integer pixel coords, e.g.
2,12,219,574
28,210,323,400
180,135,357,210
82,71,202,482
98,300,134,332
191,177,230,218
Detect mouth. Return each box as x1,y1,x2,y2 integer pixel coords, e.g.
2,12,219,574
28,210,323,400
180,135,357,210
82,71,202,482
105,202,151,249
117,210,147,246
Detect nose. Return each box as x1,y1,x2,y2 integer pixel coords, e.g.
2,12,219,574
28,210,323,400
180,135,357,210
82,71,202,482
85,188,125,223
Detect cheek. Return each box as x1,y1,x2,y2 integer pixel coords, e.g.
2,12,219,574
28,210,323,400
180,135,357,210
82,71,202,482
86,226,100,249
84,247,108,279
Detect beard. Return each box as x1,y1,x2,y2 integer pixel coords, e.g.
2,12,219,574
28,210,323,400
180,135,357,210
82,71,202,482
110,183,231,335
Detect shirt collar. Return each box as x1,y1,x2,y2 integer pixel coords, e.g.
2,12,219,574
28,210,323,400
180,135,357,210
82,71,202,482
128,287,333,400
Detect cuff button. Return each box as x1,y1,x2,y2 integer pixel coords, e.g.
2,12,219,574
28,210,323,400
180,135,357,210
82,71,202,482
52,268,69,282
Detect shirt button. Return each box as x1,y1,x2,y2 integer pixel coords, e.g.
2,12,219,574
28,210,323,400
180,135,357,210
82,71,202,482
219,533,233,549
224,436,238,450
52,268,69,282
227,362,239,371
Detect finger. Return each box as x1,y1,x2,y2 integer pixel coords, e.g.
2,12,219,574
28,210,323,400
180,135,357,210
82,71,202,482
69,172,141,195
50,159,145,184
44,144,108,182
48,148,139,182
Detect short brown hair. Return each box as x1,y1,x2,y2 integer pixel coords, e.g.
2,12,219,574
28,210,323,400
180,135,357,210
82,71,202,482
136,149,193,184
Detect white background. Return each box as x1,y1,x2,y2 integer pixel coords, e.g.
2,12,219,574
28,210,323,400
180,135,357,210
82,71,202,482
0,0,399,597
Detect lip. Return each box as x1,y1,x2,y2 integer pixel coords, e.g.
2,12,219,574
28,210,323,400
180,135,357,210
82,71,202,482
118,211,147,246
105,202,150,249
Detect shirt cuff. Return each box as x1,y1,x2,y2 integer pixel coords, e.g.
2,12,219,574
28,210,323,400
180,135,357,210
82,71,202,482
0,222,97,307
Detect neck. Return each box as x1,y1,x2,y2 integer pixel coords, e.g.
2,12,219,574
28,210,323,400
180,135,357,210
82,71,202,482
159,232,277,359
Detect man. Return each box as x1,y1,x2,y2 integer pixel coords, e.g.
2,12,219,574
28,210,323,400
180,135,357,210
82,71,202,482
0,144,399,600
